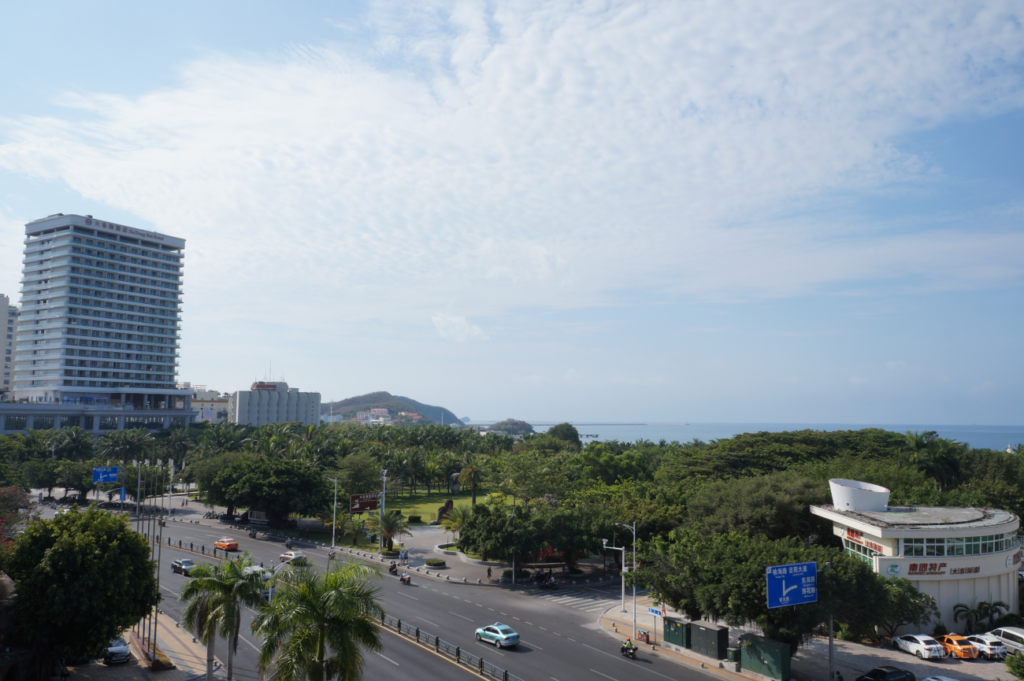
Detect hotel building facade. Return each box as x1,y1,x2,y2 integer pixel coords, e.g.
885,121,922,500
0,214,196,434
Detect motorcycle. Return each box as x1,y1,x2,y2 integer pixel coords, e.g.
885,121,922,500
539,580,559,590
399,574,411,585
620,646,637,660
249,530,257,539
388,565,399,576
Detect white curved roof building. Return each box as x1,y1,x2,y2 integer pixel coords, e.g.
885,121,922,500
812,479,1019,633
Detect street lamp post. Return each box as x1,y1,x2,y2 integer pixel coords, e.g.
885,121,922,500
330,477,338,549
602,538,627,613
508,512,516,587
379,469,388,552
616,522,637,638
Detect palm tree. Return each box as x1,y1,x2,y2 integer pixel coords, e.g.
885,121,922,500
251,563,384,681
340,515,366,546
179,566,219,681
459,465,483,504
978,600,1009,626
953,601,983,634
366,510,410,551
180,554,268,681
441,503,472,540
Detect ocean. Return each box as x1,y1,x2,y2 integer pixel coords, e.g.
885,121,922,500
466,422,1024,452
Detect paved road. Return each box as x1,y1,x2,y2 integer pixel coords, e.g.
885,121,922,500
38,503,717,681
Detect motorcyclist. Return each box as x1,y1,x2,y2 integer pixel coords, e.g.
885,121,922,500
622,639,635,655
285,538,293,549
400,571,410,584
329,547,336,561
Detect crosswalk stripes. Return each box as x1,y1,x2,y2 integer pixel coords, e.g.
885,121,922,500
523,589,623,612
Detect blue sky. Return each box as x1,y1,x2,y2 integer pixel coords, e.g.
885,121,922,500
1,1,1022,424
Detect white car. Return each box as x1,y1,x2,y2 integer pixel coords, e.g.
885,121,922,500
894,634,946,659
921,676,961,681
965,634,1007,660
279,551,307,565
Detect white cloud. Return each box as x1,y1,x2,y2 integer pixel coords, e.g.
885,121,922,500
432,313,488,341
0,0,1021,332
886,360,907,369
850,376,868,385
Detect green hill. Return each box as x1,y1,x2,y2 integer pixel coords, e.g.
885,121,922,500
321,391,461,426
393,395,461,427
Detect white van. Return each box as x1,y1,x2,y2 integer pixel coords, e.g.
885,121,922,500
988,627,1024,655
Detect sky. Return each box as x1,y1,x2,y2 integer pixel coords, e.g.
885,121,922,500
1,1,1022,424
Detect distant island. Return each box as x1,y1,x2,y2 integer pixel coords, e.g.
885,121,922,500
488,418,535,436
321,391,462,426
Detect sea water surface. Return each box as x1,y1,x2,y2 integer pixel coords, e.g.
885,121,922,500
467,422,1024,452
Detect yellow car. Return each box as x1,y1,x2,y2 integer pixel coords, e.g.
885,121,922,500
214,537,239,551
936,634,978,659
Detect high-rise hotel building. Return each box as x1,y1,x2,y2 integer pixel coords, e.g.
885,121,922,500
0,214,196,434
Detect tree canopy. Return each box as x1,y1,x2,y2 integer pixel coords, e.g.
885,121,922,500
6,506,159,659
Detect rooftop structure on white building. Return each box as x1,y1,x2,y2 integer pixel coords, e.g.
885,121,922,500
228,381,320,427
0,214,196,435
811,479,1019,634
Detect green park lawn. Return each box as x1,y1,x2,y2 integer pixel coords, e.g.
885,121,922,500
377,487,497,526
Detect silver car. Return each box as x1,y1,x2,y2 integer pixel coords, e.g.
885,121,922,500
103,637,131,664
965,634,1007,659
987,627,1024,655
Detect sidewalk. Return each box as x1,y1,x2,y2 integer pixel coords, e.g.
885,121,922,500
63,618,222,681
597,595,1012,681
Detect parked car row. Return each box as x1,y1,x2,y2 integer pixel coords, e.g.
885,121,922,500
892,630,1016,661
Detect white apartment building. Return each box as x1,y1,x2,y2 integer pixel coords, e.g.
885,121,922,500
228,381,320,426
0,214,196,435
1,294,18,397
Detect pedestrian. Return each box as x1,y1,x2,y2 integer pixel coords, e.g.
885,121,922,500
836,672,844,681
487,567,492,580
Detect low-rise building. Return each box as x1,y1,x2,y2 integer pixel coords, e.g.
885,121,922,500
811,479,1019,633
180,383,229,423
227,381,320,427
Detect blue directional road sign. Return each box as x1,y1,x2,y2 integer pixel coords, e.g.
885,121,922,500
766,561,818,609
120,487,126,502
92,466,119,483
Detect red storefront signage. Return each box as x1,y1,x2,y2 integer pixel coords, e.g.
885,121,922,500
844,528,885,553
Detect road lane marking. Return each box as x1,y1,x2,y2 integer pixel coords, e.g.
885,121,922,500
449,611,474,622
398,592,419,600
377,653,399,666
526,621,534,625
476,604,482,607
239,634,260,652
590,670,619,681
568,638,576,642
488,608,494,611
539,626,547,630
476,642,505,656
522,641,544,650
553,632,561,636
500,612,508,616
513,617,520,620
416,616,439,627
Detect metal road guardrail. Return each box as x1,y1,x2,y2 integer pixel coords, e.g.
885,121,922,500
381,614,525,681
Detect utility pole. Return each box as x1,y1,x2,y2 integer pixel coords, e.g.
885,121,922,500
825,562,834,681
617,522,637,638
